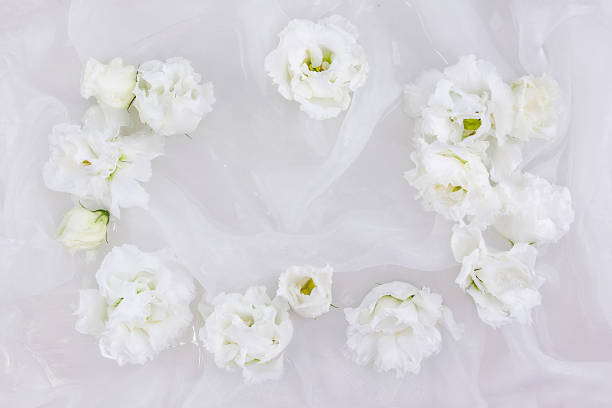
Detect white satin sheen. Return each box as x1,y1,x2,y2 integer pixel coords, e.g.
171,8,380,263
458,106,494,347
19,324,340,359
1,0,611,407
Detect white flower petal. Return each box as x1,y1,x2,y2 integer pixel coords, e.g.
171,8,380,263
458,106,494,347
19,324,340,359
74,289,107,336
494,172,574,245
452,225,543,327
404,55,514,148
43,105,164,217
511,73,562,141
406,140,501,224
133,57,215,136
74,245,195,365
344,281,461,377
81,57,137,109
199,286,293,383
264,15,369,120
277,264,333,318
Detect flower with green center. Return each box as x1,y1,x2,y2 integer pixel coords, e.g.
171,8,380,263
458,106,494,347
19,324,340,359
404,55,515,146
264,15,369,120
344,281,462,377
406,140,500,224
277,265,333,318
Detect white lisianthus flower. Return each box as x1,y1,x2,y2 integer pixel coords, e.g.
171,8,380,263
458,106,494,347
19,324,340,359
451,224,543,327
406,140,501,224
511,74,562,141
133,57,215,136
57,205,109,252
344,281,462,377
277,264,333,318
43,105,164,217
199,286,293,384
80,57,137,109
264,15,369,120
74,244,196,365
404,55,514,148
494,172,574,245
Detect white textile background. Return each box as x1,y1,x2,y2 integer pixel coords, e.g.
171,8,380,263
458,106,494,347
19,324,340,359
1,0,612,406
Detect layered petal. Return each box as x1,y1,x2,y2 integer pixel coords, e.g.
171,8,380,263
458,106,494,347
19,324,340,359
74,245,196,365
277,264,333,318
344,281,461,376
199,286,293,383
264,15,369,120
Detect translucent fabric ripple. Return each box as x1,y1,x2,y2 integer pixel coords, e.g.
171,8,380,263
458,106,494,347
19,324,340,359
1,0,611,407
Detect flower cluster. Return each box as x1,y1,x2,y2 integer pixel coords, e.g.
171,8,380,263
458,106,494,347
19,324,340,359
44,56,215,254
75,245,196,365
198,264,333,383
265,15,369,120
404,55,574,327
344,282,462,376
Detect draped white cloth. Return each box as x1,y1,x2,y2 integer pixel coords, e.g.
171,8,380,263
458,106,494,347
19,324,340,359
1,0,611,406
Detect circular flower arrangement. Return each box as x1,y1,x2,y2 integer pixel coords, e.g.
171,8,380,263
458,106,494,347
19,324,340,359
42,17,572,383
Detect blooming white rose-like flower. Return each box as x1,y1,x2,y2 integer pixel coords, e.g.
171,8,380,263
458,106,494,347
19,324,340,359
277,264,333,318
43,105,164,217
451,224,543,327
404,55,514,148
80,57,137,109
57,205,109,252
264,15,369,120
199,286,293,384
406,140,501,224
133,57,215,136
74,244,196,365
511,74,562,141
494,172,574,245
344,281,462,377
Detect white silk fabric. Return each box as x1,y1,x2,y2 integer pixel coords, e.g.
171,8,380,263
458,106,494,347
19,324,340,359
1,0,611,406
